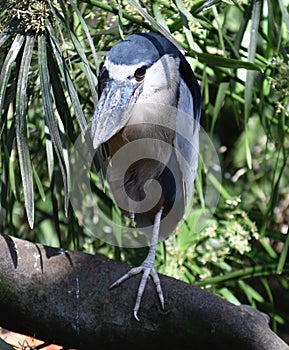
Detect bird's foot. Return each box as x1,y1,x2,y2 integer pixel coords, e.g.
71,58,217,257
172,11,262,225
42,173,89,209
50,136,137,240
110,264,164,321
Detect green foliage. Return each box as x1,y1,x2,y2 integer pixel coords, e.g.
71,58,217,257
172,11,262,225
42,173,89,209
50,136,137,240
0,0,289,343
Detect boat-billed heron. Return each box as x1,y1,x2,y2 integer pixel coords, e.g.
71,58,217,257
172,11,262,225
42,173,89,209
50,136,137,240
91,32,201,320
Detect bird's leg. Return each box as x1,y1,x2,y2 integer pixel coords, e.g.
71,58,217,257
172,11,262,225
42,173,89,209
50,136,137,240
110,208,164,321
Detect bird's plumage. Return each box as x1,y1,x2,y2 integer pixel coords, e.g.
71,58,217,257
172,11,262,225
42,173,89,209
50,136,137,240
106,32,182,67
91,32,201,319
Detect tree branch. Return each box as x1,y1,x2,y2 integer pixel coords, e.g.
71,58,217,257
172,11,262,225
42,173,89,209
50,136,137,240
0,234,287,350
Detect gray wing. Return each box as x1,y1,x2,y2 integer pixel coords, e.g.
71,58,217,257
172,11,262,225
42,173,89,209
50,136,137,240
174,78,200,206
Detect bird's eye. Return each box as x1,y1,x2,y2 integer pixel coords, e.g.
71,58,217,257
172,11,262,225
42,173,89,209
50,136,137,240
134,66,147,82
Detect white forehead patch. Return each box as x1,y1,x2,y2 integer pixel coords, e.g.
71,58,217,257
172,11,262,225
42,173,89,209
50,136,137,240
105,59,147,81
105,54,180,88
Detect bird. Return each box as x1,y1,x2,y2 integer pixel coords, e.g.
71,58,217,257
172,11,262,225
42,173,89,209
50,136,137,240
91,32,201,320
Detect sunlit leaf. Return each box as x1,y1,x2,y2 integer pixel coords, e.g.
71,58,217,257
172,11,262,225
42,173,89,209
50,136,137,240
0,34,25,137
175,0,197,50
87,0,151,29
189,51,262,70
47,24,88,133
238,280,264,303
127,0,186,53
68,0,99,74
211,82,229,135
277,228,289,274
244,0,261,169
191,0,223,14
278,0,289,35
219,287,241,305
32,163,46,202
208,173,231,200
38,34,70,215
52,3,98,105
15,34,35,229
47,52,74,139
152,3,170,32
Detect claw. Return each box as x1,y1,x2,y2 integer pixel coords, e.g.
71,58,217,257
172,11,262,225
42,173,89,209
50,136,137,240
110,264,164,320
110,208,164,320
133,309,140,322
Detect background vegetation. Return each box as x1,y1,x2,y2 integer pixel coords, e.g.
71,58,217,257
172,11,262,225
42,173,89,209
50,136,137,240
0,0,289,345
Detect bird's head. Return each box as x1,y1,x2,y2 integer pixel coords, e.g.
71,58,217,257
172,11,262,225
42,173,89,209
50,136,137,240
91,32,184,149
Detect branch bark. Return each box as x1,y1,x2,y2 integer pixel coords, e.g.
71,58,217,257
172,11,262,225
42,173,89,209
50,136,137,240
0,234,288,350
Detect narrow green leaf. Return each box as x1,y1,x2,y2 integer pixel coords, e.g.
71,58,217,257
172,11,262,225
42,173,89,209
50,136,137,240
278,0,289,35
46,51,74,137
212,5,225,54
260,237,278,259
116,0,125,40
211,82,229,135
50,176,62,246
127,0,186,53
265,146,288,224
152,3,170,32
175,0,197,23
86,0,151,30
196,264,289,287
244,135,252,170
53,2,98,105
188,51,262,70
38,34,70,215
9,149,18,199
208,173,231,200
272,314,285,325
112,203,122,247
219,287,241,305
0,34,25,137
267,0,281,52
277,228,289,274
175,0,197,50
5,121,20,201
45,123,54,182
32,163,46,201
1,121,17,227
260,278,273,303
15,35,35,229
47,24,87,133
238,280,264,303
244,0,261,169
56,114,71,215
191,0,223,15
66,28,98,105
127,0,158,27
195,169,205,208
233,5,251,51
